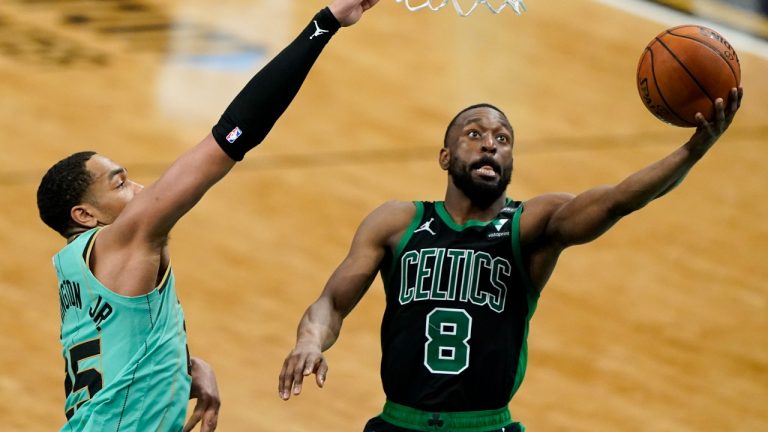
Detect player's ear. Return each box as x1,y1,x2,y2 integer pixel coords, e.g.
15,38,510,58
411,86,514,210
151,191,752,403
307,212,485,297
439,147,450,171
71,204,99,229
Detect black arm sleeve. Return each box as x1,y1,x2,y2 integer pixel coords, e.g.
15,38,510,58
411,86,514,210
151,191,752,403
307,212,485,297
212,7,341,161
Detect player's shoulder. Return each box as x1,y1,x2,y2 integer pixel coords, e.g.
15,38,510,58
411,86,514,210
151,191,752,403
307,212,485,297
378,199,418,211
519,193,575,239
523,192,575,215
361,200,418,235
368,200,417,221
369,200,418,218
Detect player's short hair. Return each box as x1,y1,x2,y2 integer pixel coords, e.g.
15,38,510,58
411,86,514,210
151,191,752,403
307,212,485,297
37,151,97,238
443,103,510,147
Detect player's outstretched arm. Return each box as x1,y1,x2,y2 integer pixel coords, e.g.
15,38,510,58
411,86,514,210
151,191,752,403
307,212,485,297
130,0,380,232
278,201,414,400
94,1,379,295
549,87,741,245
122,0,380,236
522,88,742,287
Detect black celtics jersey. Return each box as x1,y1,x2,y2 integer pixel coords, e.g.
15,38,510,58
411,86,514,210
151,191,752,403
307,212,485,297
378,200,540,412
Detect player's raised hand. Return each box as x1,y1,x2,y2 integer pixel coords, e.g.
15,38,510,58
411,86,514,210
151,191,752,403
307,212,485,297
279,342,328,400
689,87,743,155
329,0,380,27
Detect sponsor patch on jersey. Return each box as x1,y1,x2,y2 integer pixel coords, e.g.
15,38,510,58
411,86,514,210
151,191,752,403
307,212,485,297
226,126,242,143
487,231,510,238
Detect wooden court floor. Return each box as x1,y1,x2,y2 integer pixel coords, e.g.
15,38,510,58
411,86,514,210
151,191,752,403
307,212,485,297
1,0,766,430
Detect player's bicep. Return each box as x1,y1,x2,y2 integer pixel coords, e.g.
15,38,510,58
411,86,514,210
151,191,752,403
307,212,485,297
320,201,414,317
114,135,235,245
545,186,623,246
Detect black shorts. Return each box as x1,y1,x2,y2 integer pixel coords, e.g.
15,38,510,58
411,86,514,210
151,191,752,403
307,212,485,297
363,416,524,432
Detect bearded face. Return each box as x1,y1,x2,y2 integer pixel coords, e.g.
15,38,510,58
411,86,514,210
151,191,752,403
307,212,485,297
448,154,511,209
441,105,515,209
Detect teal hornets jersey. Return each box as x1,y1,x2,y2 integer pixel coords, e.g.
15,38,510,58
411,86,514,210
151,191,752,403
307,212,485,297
54,228,192,431
378,201,540,412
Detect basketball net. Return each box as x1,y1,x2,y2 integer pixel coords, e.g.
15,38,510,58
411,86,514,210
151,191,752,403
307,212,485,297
395,0,527,16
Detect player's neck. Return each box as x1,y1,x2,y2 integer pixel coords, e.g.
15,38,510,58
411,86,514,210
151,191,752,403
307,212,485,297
443,190,507,225
65,227,89,244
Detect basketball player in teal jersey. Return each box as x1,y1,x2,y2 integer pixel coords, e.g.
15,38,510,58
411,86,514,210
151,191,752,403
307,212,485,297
36,1,379,430
279,88,743,431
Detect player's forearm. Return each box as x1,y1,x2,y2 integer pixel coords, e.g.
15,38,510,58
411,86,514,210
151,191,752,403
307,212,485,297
296,297,344,352
549,144,702,246
211,8,341,161
611,144,701,215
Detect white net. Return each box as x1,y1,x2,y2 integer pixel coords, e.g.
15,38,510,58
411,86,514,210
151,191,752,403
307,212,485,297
395,0,527,16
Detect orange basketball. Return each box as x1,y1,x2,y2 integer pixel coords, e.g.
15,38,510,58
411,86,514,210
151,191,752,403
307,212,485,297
636,25,740,127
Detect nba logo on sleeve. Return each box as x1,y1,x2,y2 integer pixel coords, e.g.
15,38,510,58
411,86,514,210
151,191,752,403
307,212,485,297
226,127,242,143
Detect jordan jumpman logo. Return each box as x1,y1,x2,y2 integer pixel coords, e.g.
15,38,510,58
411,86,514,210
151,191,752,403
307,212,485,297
310,20,328,39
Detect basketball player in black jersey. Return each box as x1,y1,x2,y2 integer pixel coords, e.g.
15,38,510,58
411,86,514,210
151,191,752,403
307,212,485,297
279,88,742,431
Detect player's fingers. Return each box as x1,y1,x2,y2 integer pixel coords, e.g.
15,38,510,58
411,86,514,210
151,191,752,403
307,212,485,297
715,98,726,128
291,354,310,396
315,358,329,388
201,392,221,432
303,352,324,375
365,0,380,11
183,401,204,432
278,359,290,397
729,88,737,110
199,403,220,432
294,352,326,394
279,355,301,400
694,113,714,136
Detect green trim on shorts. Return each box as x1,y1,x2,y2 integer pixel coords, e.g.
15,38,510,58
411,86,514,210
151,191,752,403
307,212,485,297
380,400,513,432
